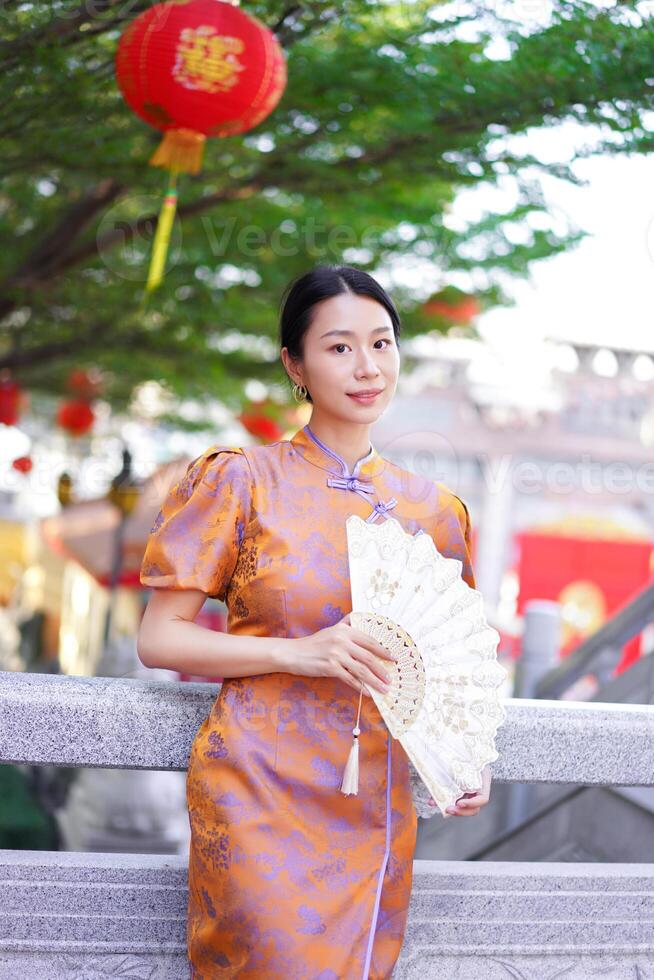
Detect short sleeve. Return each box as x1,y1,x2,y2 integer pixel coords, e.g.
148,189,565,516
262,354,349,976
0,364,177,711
452,493,476,591
140,445,253,601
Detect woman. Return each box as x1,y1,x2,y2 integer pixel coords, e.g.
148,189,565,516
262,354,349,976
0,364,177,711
138,264,492,979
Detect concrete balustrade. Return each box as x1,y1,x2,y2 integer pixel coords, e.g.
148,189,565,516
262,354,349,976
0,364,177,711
1,670,654,978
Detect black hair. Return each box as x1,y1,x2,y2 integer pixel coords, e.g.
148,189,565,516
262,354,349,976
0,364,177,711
278,264,401,404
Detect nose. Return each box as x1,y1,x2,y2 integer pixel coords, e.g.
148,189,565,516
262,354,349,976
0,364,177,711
354,347,381,378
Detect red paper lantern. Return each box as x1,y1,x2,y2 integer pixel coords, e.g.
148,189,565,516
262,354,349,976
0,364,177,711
239,410,283,442
0,378,20,427
115,0,287,175
56,399,95,436
12,455,33,474
422,288,481,325
115,0,287,294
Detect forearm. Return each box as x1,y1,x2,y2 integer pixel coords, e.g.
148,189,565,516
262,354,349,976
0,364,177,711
137,616,292,677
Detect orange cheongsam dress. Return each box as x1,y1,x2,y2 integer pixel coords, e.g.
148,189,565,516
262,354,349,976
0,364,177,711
140,422,476,980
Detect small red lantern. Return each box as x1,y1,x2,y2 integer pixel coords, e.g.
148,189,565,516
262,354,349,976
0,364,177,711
239,409,283,442
56,399,95,436
12,455,33,474
422,287,481,325
0,378,21,427
115,0,287,292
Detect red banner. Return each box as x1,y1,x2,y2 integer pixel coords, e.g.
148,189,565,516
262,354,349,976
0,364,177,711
516,531,653,673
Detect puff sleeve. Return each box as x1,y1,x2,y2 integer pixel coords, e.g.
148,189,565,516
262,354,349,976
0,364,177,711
452,493,476,591
140,446,253,601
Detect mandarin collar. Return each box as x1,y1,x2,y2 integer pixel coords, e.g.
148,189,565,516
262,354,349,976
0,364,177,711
289,424,383,480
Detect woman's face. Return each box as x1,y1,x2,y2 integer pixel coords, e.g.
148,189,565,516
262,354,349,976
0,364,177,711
282,292,400,423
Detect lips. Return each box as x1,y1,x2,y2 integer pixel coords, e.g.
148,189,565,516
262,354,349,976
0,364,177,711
347,389,383,397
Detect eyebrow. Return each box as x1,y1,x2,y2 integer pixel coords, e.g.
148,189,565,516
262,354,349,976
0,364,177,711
320,326,393,339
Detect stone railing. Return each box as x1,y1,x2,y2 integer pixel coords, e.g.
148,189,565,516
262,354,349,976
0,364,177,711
1,670,654,978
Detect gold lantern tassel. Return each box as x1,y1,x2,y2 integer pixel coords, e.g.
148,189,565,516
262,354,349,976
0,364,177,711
145,169,178,294
142,128,208,298
149,128,206,176
340,683,364,795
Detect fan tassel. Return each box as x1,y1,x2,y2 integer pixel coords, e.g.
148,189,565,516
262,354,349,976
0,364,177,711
340,684,364,795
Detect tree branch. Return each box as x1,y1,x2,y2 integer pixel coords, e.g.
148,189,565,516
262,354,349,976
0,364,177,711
0,321,199,373
0,324,107,372
0,0,149,71
0,178,126,321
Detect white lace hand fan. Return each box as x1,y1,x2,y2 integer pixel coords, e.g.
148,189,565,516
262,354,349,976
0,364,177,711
339,514,507,819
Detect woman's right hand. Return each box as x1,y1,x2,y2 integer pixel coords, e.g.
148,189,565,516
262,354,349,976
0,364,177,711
280,612,396,696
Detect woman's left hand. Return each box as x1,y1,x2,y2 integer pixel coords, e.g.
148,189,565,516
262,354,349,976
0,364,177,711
428,765,492,816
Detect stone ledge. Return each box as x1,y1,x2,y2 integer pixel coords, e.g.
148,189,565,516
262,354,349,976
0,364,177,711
394,952,654,979
2,671,654,785
3,676,654,978
1,852,654,978
2,950,652,980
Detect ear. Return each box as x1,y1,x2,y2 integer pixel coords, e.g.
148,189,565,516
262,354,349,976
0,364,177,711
281,347,304,387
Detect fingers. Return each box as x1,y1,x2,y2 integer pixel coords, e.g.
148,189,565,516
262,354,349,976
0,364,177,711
427,797,473,817
333,618,395,695
445,793,487,815
352,662,391,696
345,623,396,663
457,790,485,805
336,666,372,697
347,643,393,695
457,796,487,809
428,797,478,817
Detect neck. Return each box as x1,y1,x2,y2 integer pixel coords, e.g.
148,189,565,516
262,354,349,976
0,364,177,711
305,412,373,474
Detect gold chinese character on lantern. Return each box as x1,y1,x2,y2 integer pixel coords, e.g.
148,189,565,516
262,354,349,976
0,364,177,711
173,26,245,93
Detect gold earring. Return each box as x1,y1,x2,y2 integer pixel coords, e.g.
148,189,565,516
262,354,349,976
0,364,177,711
292,383,307,403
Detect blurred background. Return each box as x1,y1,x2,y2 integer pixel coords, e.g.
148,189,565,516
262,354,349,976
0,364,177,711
1,0,654,863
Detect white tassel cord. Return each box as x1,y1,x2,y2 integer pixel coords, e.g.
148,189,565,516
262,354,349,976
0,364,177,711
340,681,364,795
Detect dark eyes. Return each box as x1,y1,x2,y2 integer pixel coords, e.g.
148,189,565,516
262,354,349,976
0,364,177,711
331,338,392,353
